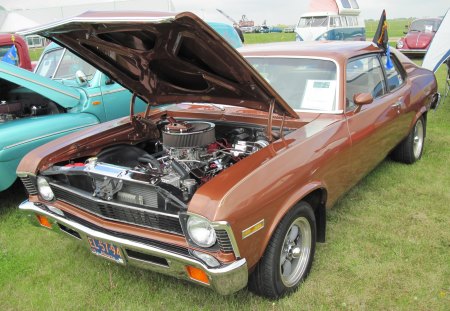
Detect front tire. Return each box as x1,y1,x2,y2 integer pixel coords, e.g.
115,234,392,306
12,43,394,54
391,116,425,164
249,201,316,299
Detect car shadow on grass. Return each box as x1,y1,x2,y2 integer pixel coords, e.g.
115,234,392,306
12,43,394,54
0,180,27,216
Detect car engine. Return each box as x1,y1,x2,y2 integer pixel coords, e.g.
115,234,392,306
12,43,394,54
0,81,62,123
44,118,271,208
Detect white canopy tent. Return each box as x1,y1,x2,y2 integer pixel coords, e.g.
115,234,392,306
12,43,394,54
422,8,450,72
0,12,39,33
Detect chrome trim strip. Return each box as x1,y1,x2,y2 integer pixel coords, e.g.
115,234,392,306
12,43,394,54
0,66,79,100
212,221,241,258
3,123,97,150
100,87,126,96
19,200,248,295
88,92,102,98
50,182,180,220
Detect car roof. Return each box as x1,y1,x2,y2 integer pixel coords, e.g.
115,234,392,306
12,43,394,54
239,41,381,63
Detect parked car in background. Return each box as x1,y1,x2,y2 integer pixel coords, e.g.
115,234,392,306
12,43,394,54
0,61,149,192
0,34,32,70
295,0,365,41
396,18,442,56
18,11,439,299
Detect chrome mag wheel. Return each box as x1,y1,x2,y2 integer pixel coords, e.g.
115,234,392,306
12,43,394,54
279,217,312,287
413,118,424,160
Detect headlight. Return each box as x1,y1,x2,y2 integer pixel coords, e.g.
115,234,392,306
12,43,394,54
37,177,54,201
397,40,404,49
187,215,216,248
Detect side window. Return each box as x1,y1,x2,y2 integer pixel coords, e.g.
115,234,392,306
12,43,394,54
54,50,97,81
381,55,405,91
346,17,354,26
346,55,386,109
330,17,341,27
35,48,64,78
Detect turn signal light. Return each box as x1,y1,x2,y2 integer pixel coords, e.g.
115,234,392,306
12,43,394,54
186,266,209,284
36,214,52,229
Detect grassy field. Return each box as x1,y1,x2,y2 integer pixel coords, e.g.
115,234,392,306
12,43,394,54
1,25,449,310
365,18,412,39
28,47,44,62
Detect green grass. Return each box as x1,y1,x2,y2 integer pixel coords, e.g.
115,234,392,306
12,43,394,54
28,47,44,62
6,39,450,310
365,18,412,39
244,32,296,44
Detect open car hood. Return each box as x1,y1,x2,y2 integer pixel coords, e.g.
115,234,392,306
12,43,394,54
0,61,80,108
20,11,298,119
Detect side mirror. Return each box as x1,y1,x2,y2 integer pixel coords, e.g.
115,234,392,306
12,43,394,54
403,31,408,34
105,77,115,85
75,70,88,86
353,93,373,106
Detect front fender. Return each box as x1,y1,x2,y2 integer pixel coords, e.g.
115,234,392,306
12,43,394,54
0,113,99,191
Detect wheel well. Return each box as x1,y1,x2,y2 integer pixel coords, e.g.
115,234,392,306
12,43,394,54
422,112,427,138
302,189,327,243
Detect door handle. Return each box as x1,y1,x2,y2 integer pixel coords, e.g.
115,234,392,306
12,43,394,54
391,101,402,108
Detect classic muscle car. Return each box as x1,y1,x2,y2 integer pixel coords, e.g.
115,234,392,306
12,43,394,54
17,12,439,298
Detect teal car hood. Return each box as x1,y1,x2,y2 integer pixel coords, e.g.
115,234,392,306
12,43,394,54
0,113,99,159
0,61,80,108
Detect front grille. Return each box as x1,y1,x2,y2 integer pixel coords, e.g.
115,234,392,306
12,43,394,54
51,184,183,235
20,176,38,195
63,211,190,256
216,229,234,253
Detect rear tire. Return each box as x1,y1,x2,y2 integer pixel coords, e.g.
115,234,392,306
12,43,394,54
391,116,425,164
248,201,316,299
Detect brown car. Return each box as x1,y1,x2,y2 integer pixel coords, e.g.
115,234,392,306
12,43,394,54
17,12,439,298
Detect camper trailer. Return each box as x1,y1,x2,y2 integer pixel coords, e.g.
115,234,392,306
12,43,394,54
295,0,365,41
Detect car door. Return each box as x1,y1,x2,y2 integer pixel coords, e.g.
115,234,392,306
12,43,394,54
345,53,405,182
99,74,147,120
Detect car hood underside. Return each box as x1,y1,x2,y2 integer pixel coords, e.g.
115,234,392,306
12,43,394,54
20,11,298,119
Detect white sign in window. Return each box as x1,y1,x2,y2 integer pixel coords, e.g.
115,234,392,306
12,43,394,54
301,80,336,111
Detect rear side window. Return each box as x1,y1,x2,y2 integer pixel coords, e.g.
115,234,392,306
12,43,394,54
346,55,386,109
381,55,404,91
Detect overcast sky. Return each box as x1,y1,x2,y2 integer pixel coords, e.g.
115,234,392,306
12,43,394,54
0,0,449,25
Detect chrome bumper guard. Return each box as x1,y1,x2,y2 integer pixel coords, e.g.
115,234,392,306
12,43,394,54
19,200,248,295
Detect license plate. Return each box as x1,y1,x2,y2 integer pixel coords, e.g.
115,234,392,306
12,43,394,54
87,237,124,264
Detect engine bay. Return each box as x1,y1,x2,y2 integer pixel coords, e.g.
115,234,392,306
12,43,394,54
43,117,286,211
0,81,62,123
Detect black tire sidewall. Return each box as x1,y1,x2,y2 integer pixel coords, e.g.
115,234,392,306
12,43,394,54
410,117,425,161
270,201,317,297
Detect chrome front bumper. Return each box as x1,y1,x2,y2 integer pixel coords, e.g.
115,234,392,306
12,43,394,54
397,49,427,55
19,200,248,295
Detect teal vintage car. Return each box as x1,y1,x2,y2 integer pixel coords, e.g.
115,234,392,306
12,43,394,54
0,61,147,191
0,21,243,191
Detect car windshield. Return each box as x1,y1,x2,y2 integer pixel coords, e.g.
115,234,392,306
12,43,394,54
247,57,338,112
35,48,96,81
298,16,328,27
410,19,441,32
